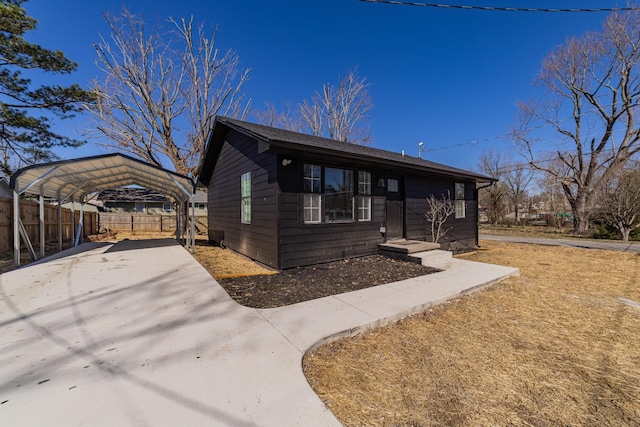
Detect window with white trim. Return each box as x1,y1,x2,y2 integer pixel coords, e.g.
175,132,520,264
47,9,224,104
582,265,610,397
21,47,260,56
357,171,371,221
303,165,321,223
455,182,466,219
163,203,172,212
303,164,372,224
241,172,251,224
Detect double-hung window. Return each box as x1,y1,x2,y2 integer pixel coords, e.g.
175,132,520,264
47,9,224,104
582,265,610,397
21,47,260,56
455,182,466,219
241,171,251,224
303,164,321,223
357,171,371,221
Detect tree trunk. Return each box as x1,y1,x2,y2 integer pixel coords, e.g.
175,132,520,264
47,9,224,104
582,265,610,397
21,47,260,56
620,228,631,243
572,209,591,236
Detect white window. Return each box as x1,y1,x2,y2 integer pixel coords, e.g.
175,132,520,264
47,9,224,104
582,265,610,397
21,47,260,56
241,172,251,224
357,196,371,221
303,194,322,223
303,164,322,223
303,165,371,223
303,164,321,193
357,171,371,221
455,182,466,219
163,203,172,212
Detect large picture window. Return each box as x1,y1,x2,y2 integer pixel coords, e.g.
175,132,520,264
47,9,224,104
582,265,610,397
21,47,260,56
241,171,251,224
455,182,465,219
303,164,371,224
325,167,354,221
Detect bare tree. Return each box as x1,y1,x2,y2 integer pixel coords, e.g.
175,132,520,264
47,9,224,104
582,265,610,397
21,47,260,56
505,164,534,225
312,68,373,144
477,149,508,225
596,167,640,242
512,9,640,235
255,102,304,132
255,68,373,144
425,192,455,243
88,9,250,177
537,172,571,228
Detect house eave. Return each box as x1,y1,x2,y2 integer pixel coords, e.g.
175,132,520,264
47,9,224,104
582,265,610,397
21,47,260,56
266,140,495,182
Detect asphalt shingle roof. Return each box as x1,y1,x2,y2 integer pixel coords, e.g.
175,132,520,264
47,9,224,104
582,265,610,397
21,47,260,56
199,117,495,185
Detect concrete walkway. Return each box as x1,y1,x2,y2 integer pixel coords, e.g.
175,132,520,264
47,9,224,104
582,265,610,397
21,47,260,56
0,240,518,426
480,233,640,253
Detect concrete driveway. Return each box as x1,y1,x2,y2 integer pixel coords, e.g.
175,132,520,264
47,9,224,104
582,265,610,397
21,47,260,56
0,239,517,426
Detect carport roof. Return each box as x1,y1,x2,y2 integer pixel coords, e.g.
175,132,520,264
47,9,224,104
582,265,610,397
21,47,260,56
10,153,194,203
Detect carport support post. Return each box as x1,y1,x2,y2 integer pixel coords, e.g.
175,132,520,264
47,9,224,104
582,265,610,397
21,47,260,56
175,203,181,242
57,194,62,252
74,203,84,247
191,194,195,253
13,190,20,268
39,189,45,259
70,201,75,247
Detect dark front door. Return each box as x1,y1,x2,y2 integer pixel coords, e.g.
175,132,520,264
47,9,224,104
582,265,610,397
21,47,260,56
385,177,404,239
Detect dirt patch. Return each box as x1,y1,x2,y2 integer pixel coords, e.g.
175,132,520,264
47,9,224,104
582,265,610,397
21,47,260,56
304,241,640,426
217,256,439,308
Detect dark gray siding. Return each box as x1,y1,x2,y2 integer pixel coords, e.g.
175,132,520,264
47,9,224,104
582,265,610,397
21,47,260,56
276,158,386,269
207,130,278,268
405,175,478,251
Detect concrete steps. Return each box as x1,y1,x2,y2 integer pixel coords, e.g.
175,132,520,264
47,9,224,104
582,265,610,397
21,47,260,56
413,249,453,270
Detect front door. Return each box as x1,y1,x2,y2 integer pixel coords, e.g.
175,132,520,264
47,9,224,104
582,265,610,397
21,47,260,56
385,177,404,239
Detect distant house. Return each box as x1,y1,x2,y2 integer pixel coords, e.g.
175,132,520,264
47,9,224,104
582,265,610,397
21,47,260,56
189,189,208,217
99,188,174,214
98,188,207,216
198,117,494,270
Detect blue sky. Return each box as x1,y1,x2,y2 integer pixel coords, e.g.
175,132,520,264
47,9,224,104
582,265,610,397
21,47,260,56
24,0,618,172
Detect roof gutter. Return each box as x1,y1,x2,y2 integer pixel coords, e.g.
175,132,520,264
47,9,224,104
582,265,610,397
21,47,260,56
477,181,496,190
267,141,495,182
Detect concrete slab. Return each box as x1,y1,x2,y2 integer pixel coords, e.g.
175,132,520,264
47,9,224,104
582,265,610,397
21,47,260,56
1,238,519,426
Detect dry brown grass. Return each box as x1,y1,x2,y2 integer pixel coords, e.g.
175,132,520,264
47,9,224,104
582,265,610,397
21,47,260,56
304,241,640,426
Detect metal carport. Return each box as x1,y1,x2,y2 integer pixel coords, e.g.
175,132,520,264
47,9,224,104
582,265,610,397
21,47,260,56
9,153,195,268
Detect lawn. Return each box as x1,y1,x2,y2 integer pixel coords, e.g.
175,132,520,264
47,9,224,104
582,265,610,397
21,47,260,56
303,241,640,426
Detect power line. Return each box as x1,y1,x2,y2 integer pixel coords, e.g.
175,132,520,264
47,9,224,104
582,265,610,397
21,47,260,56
358,0,640,13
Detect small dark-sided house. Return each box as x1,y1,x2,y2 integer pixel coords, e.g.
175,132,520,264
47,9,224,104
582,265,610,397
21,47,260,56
198,117,494,269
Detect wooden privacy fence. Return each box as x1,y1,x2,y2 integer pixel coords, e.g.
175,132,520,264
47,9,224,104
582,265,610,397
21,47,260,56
0,197,98,254
98,213,208,234
99,213,177,232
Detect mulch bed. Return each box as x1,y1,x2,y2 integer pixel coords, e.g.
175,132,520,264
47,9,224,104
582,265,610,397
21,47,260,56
217,255,439,308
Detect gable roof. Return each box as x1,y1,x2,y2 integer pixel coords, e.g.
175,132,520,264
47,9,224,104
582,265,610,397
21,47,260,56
10,153,194,203
198,117,494,185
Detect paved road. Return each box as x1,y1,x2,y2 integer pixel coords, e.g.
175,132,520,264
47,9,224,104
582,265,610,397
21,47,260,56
0,239,517,426
480,234,640,253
